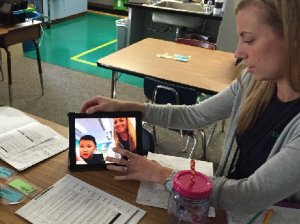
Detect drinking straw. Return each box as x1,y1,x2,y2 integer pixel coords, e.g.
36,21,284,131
190,159,196,183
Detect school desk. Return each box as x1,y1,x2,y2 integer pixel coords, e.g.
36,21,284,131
0,21,44,106
97,38,238,98
0,113,227,223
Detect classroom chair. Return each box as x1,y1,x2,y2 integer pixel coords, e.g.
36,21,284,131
141,127,155,155
143,76,212,159
176,38,217,50
176,38,226,133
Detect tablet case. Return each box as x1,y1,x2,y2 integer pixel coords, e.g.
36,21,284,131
68,111,143,170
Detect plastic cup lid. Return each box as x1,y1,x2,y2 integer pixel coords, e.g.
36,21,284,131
173,170,212,199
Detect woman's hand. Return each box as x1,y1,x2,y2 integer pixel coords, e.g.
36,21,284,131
80,95,145,116
80,95,123,114
106,147,173,184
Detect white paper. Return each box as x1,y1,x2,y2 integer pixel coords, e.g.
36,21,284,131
136,152,214,211
0,107,68,171
16,174,146,224
228,206,300,224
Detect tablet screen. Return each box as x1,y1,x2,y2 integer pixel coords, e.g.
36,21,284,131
68,112,143,170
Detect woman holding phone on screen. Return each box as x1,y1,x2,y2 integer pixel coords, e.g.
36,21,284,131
113,117,137,153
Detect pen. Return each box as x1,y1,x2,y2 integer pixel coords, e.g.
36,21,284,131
262,209,273,224
245,209,265,224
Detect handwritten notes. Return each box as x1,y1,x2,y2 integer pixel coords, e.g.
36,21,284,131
136,152,213,208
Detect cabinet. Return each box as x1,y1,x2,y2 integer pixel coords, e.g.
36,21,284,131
43,0,87,21
88,0,114,8
127,3,222,46
30,0,87,23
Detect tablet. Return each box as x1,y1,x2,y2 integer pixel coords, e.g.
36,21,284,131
68,111,143,170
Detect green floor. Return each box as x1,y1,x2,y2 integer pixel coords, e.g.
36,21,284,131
24,12,143,88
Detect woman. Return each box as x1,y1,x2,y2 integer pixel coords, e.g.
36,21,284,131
77,135,104,164
80,0,300,214
113,117,137,153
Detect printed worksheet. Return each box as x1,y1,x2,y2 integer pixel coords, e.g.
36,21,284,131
0,107,68,171
16,174,146,224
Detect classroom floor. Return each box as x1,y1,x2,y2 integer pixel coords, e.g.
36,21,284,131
24,11,144,87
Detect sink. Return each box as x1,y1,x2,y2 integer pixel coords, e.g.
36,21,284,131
152,12,202,28
144,1,210,28
152,1,206,13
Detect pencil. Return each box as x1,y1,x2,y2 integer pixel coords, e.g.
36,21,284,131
262,209,274,224
245,209,265,224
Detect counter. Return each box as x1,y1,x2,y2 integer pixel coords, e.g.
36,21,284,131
126,2,223,21
125,2,222,45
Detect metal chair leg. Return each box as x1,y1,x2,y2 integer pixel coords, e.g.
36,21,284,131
221,120,226,132
32,40,44,95
206,123,217,148
152,125,158,145
199,129,207,161
4,47,12,106
188,135,197,159
183,136,191,152
0,50,3,81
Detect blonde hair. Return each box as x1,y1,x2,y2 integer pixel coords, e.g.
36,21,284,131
113,118,137,152
235,0,300,133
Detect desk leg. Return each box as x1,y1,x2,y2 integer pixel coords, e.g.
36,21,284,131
32,40,44,95
0,50,3,81
47,0,51,28
111,70,118,99
4,47,12,106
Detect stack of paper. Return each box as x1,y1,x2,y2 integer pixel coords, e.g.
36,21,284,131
16,174,146,224
0,107,68,171
136,152,214,210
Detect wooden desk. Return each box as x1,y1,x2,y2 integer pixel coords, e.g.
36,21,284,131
0,21,44,106
97,38,237,98
0,114,227,223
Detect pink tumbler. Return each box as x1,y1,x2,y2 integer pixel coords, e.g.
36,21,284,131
167,170,212,224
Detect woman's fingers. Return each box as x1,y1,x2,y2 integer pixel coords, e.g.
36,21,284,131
112,147,136,160
80,96,100,113
106,156,128,166
106,164,127,173
80,96,123,114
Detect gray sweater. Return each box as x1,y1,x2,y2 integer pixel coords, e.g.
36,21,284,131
143,73,300,213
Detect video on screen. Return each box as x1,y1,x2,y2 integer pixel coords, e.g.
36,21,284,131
75,117,137,165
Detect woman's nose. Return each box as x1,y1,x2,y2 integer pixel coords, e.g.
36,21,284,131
234,42,245,60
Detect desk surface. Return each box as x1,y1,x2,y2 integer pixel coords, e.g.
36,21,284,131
0,21,41,36
98,38,238,94
0,114,226,223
